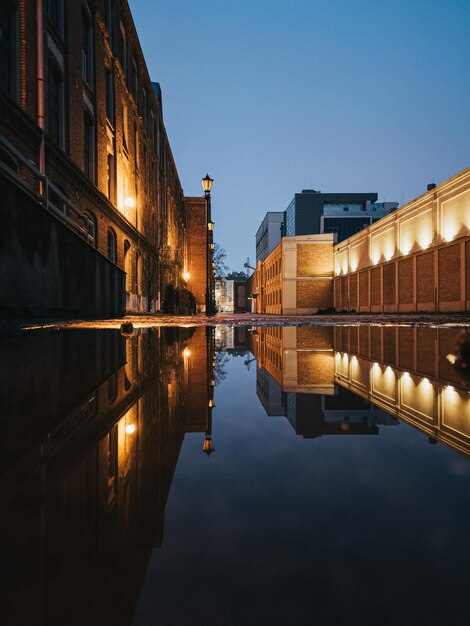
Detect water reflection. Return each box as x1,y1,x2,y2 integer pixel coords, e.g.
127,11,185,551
246,326,470,454
0,327,215,626
2,324,470,625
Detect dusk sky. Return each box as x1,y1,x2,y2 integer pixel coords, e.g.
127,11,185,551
129,0,470,272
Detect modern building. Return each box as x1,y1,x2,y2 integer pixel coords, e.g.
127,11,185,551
254,190,397,265
284,189,397,243
255,211,285,262
0,0,210,317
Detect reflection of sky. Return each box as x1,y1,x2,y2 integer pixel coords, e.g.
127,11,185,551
134,354,470,626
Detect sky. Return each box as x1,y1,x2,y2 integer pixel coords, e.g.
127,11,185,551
129,0,470,272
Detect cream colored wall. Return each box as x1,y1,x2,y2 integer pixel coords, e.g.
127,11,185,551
335,351,470,456
334,167,470,277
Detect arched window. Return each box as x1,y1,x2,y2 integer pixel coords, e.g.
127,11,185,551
107,228,117,263
84,211,97,247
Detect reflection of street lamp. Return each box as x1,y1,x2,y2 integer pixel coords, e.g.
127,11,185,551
202,174,215,315
202,434,215,456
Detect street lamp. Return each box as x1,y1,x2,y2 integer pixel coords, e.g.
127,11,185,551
202,173,215,315
202,173,213,195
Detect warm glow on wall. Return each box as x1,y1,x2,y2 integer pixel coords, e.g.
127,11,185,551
183,272,190,281
125,423,136,435
125,196,135,209
183,348,191,358
440,189,470,243
371,228,395,265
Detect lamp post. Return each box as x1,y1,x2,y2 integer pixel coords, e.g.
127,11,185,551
202,174,214,315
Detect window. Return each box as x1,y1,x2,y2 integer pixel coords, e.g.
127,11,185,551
47,59,64,148
47,0,64,37
103,0,113,42
82,8,93,85
107,228,117,263
119,21,126,76
83,113,95,180
122,103,128,152
130,56,138,100
124,240,131,291
141,87,147,127
107,153,115,203
149,110,154,144
0,2,18,101
84,211,97,247
134,123,139,172
105,68,114,124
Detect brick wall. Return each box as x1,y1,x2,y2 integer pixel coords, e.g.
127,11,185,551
296,280,333,309
297,243,333,276
185,197,207,312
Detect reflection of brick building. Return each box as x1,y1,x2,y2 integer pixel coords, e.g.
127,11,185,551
0,0,203,316
0,326,214,624
334,326,470,455
248,326,395,439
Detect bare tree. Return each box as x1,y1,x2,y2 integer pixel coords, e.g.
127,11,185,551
213,242,228,276
140,209,160,312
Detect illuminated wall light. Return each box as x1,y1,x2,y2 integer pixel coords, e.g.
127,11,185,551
125,196,135,209
125,423,136,435
183,348,191,358
183,272,191,281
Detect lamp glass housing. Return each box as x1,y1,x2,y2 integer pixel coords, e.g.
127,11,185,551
202,174,214,193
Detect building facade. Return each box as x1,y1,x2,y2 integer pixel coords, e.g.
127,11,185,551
0,0,203,316
253,234,335,315
255,211,284,262
284,189,396,243
254,190,398,265
333,167,470,313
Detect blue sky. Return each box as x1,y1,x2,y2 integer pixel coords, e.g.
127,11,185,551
129,0,470,271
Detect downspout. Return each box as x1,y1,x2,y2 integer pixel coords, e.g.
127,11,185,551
36,0,45,183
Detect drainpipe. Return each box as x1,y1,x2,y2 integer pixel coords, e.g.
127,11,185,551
37,0,45,185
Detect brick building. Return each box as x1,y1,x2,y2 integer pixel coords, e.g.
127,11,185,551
0,0,205,316
333,167,470,313
252,234,335,314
